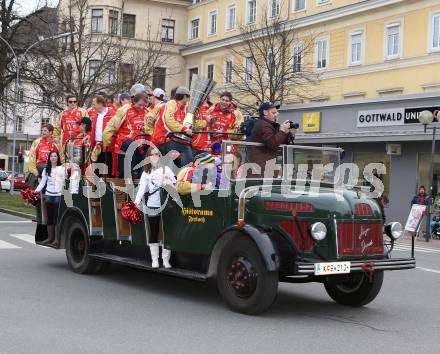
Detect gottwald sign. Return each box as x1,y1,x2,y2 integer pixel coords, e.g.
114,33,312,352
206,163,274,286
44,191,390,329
357,108,405,128
357,107,440,127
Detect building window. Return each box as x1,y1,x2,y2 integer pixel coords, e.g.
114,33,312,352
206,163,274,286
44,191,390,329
188,67,198,88
225,60,232,83
316,38,328,69
207,64,214,80
122,14,136,38
350,30,364,65
161,19,175,43
18,89,24,103
293,43,303,72
193,0,202,3
91,9,103,33
189,18,200,39
16,116,23,133
41,117,50,130
106,62,116,85
431,13,440,51
152,67,166,89
226,5,236,31
89,60,100,78
120,63,134,85
385,23,401,59
269,0,280,18
109,10,118,35
208,10,217,35
247,0,256,24
245,56,253,81
317,0,330,4
294,0,306,11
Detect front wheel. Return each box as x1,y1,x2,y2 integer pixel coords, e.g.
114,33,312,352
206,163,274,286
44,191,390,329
65,218,102,274
324,271,384,306
216,235,278,315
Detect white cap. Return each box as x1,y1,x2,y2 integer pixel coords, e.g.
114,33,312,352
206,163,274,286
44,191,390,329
153,88,166,98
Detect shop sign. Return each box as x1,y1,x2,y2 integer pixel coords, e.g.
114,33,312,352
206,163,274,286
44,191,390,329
357,108,404,127
302,112,321,133
404,107,440,124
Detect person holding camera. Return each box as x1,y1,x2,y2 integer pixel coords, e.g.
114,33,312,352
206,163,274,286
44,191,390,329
248,102,296,178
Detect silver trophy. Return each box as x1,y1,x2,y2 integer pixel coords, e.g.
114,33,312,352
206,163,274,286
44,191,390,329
183,74,216,127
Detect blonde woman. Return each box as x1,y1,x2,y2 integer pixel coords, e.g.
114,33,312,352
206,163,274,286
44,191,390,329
135,146,176,268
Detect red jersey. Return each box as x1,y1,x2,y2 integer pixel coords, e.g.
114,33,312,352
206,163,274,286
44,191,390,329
210,104,237,139
152,100,188,146
58,107,86,146
192,104,212,151
114,104,148,153
35,137,60,165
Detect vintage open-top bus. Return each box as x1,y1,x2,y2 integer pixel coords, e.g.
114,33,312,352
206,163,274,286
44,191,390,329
33,141,415,314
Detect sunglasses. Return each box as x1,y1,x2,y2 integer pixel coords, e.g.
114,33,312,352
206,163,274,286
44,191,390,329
68,100,77,103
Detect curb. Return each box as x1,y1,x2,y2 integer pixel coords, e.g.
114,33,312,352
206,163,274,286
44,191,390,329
0,208,35,220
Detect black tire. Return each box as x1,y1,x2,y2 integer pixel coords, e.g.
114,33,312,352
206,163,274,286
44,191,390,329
65,218,102,274
217,235,278,315
324,271,384,306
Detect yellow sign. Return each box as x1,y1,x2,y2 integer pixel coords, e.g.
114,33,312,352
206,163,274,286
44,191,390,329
181,208,214,224
302,112,321,133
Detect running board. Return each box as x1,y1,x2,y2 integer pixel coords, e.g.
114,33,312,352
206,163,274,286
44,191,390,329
89,253,208,282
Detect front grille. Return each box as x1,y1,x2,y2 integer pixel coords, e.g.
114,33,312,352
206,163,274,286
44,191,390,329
337,222,384,256
279,220,314,252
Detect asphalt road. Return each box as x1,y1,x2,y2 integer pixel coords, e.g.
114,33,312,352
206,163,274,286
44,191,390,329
0,212,439,354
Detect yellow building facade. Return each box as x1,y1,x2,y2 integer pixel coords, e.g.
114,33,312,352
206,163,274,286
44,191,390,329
182,0,440,104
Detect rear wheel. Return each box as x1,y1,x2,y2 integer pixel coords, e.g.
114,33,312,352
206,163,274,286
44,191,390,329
65,218,102,274
324,271,384,306
217,235,278,315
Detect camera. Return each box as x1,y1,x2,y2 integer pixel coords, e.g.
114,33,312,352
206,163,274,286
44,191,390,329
286,120,299,129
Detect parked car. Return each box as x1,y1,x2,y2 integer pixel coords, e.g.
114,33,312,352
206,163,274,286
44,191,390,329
0,170,11,191
8,172,29,190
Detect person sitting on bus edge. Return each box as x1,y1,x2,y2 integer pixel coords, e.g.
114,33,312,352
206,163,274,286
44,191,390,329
103,92,149,179
28,124,62,182
134,146,176,268
191,98,213,153
176,152,217,195
247,102,295,178
34,151,65,247
145,88,166,137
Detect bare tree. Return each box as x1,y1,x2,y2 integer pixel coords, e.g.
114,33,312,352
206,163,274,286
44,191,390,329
224,4,319,115
23,0,176,113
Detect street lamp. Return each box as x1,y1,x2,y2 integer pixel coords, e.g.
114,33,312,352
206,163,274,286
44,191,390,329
0,32,77,193
419,110,436,242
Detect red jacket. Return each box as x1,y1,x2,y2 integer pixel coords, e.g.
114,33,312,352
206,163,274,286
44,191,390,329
152,100,188,146
88,107,116,151
28,136,61,175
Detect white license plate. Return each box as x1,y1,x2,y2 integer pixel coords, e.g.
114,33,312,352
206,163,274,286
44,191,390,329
314,262,351,276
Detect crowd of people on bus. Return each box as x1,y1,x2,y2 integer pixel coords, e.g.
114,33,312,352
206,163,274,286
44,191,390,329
27,83,296,267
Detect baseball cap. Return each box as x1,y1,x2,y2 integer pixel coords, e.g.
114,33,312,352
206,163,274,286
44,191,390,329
258,102,280,112
120,92,131,101
130,83,148,97
176,86,190,95
194,152,215,164
153,88,166,98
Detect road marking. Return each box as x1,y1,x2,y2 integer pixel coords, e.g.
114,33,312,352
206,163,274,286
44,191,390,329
417,267,440,274
0,220,32,224
9,234,34,244
393,244,440,254
0,240,21,249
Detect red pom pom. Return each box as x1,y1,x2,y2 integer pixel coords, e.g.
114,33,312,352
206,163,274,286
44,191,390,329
121,202,143,224
20,188,41,207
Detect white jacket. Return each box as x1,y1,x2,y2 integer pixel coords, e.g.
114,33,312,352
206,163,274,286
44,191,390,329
35,166,65,196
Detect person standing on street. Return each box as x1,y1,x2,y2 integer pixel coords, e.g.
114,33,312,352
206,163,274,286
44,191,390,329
54,95,88,146
134,146,176,268
34,151,65,247
411,185,432,241
28,124,62,181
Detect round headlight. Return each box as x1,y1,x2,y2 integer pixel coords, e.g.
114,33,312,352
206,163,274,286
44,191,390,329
310,222,327,241
385,222,403,240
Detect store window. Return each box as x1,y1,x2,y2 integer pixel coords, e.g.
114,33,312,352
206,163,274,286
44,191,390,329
417,153,440,198
352,152,390,201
